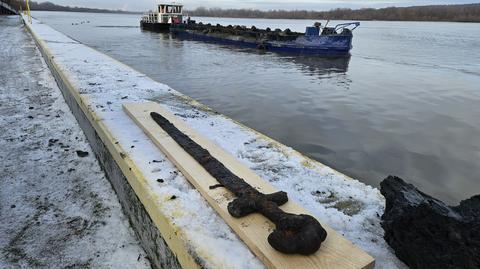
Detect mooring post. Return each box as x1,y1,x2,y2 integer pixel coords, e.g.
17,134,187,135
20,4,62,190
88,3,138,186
26,0,31,23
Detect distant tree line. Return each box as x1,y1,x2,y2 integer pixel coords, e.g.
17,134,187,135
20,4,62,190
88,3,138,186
187,4,480,22
4,0,138,14
3,0,479,22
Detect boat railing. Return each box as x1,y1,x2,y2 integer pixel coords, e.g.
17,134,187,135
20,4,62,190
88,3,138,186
334,22,360,32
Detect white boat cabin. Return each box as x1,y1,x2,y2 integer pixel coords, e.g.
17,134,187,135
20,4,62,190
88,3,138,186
141,3,184,24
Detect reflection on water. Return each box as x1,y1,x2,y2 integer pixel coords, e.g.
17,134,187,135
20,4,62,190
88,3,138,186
32,11,480,204
289,56,350,76
156,30,352,77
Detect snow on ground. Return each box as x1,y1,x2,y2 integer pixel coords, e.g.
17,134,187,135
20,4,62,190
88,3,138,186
20,14,407,268
0,16,151,269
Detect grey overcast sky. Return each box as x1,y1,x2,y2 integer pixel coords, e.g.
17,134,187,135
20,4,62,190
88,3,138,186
48,0,478,12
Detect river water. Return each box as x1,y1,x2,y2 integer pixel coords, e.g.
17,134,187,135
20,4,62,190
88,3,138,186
31,11,480,204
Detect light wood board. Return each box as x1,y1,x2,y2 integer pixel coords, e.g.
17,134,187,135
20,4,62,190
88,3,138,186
124,102,375,269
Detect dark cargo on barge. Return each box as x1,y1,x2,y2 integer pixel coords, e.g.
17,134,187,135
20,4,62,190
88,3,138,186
170,21,360,56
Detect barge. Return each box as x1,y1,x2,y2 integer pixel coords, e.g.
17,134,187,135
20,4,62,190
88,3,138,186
140,3,359,56
170,21,360,56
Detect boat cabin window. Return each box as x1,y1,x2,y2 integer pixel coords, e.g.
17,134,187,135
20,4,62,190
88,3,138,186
158,4,183,14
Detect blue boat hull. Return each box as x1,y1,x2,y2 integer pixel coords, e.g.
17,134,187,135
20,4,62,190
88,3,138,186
267,35,353,56
170,28,353,56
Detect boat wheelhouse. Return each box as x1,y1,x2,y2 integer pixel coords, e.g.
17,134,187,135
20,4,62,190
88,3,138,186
140,3,183,32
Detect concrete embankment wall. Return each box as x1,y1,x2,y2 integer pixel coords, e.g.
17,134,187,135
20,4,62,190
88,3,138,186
21,14,403,269
22,16,185,269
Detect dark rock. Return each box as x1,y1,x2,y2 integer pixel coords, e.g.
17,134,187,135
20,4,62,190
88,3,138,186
76,150,89,158
380,176,480,269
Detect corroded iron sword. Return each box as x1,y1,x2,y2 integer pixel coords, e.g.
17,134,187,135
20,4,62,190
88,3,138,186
151,112,327,255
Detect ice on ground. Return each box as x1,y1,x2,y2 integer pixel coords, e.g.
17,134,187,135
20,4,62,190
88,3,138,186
20,14,407,268
0,16,150,269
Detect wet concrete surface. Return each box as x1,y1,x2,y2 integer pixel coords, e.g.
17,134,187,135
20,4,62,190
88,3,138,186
0,16,151,269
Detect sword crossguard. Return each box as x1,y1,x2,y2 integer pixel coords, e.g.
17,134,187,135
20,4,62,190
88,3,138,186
228,190,288,217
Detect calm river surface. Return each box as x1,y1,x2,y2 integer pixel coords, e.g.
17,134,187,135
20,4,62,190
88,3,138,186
32,11,480,204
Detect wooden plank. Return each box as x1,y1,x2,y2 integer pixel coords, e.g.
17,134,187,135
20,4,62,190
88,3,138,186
123,102,375,269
